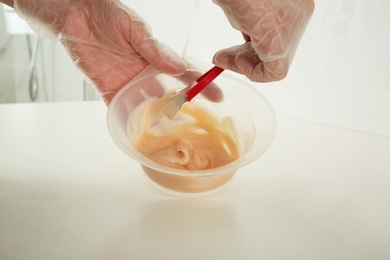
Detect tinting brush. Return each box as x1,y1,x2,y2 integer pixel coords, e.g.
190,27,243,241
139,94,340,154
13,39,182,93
163,65,224,119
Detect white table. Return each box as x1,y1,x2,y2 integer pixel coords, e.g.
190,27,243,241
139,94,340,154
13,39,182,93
1,101,389,260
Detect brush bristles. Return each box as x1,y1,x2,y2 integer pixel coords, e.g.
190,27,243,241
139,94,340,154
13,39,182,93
163,94,187,119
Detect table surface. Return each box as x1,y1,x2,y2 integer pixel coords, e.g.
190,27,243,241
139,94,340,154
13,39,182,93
0,101,389,260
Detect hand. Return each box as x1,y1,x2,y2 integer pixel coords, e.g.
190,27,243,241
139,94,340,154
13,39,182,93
13,0,187,105
213,0,315,82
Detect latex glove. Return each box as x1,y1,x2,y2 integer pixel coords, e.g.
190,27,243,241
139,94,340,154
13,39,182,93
213,0,315,82
13,0,187,105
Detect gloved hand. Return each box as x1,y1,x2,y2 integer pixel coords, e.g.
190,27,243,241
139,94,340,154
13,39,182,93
212,0,315,82
13,0,187,105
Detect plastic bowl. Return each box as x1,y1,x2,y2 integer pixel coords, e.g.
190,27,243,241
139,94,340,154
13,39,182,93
107,57,276,198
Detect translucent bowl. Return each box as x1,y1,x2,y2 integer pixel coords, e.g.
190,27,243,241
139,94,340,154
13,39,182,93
107,58,276,198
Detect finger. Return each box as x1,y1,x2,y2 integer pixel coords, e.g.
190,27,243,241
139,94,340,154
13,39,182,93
213,42,289,82
127,17,187,76
213,43,254,77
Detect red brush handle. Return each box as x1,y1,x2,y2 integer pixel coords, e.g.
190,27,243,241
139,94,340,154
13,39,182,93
184,66,224,101
184,39,251,102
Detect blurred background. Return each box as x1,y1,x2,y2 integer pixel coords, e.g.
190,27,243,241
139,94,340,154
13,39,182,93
1,0,389,137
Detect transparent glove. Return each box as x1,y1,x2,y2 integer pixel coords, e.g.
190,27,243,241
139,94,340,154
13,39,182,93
13,0,187,105
213,0,315,82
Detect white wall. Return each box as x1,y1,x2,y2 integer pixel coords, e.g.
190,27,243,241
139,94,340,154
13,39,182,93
1,0,389,137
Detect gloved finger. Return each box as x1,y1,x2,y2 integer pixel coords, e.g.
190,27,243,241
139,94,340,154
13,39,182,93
133,39,187,77
118,3,186,76
213,41,289,82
